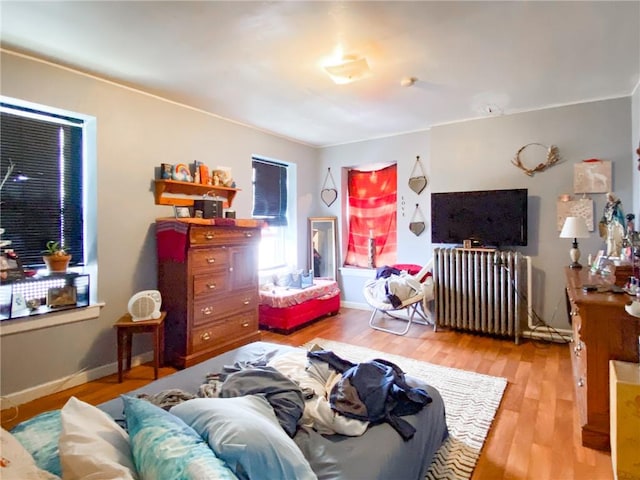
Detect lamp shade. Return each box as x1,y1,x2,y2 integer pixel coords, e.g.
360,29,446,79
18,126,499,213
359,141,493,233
560,216,589,239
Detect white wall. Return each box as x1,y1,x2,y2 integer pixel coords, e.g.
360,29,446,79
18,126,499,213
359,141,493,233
632,81,640,218
320,98,634,332
0,51,317,396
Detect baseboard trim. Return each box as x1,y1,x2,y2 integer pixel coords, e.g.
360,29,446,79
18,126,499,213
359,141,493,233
340,301,369,310
0,351,153,410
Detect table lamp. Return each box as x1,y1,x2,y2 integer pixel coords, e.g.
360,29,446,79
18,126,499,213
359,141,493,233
560,216,590,268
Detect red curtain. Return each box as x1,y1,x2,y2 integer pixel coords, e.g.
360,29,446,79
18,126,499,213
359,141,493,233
345,164,397,268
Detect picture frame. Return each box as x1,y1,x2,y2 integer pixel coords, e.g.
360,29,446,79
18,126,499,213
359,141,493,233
0,251,25,283
174,206,191,219
591,253,612,275
47,285,77,308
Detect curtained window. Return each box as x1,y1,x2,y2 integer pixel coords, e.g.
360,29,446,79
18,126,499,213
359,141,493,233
345,163,397,268
0,103,84,268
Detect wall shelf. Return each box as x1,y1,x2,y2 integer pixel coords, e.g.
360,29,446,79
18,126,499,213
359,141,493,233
154,180,239,207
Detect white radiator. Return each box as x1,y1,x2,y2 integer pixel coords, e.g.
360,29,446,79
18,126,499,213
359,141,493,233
433,248,527,344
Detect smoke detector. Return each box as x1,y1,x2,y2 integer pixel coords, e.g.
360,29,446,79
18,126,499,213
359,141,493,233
400,76,418,87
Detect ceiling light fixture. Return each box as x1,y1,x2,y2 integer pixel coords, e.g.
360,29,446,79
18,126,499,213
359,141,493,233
323,55,371,85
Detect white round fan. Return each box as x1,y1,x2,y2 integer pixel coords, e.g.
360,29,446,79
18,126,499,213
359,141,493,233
128,290,162,322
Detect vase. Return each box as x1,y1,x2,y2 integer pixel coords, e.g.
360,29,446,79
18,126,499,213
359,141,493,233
43,254,71,273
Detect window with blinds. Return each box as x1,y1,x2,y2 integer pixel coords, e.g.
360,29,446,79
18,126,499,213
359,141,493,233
0,103,84,268
252,158,289,270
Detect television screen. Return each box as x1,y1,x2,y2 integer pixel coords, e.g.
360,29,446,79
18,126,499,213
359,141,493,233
431,188,528,247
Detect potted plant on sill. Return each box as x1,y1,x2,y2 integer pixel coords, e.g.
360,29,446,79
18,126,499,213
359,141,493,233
42,241,71,273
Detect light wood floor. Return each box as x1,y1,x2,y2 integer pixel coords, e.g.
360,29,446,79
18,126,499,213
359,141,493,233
1,308,614,480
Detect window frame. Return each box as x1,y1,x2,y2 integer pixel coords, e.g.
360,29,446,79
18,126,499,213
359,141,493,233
0,96,99,322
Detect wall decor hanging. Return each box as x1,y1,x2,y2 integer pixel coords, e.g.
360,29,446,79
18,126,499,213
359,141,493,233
321,167,338,207
556,195,594,231
409,203,426,236
573,159,611,193
408,156,428,194
512,143,560,176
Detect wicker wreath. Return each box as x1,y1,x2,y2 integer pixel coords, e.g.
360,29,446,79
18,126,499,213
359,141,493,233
512,143,560,176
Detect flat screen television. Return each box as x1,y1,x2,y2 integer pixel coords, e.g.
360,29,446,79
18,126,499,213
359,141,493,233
431,188,528,247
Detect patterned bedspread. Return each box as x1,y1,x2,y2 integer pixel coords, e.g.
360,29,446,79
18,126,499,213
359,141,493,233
259,279,340,308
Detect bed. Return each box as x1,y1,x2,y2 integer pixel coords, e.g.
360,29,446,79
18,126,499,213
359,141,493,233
6,341,448,480
258,279,341,333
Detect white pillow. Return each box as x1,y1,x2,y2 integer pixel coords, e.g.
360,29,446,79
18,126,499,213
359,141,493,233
58,396,138,480
0,427,60,479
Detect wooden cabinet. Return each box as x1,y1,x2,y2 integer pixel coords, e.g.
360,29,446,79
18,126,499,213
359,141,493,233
565,267,640,450
158,220,261,368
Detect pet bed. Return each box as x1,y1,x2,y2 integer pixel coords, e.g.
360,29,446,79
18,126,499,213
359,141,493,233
259,279,341,333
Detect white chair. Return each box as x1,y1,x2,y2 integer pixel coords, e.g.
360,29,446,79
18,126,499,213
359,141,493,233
363,262,434,336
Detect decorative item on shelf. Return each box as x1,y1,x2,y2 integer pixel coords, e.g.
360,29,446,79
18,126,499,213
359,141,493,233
599,192,625,258
512,143,560,176
160,163,172,179
171,163,192,182
408,155,428,195
173,206,191,219
198,163,210,185
0,248,24,282
41,240,71,273
193,191,223,219
321,167,338,207
560,216,589,269
409,203,426,236
214,166,235,187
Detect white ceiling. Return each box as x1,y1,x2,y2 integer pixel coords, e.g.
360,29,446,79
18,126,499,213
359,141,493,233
1,1,639,147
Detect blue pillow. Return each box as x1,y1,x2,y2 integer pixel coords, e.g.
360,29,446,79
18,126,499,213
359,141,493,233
170,395,316,480
122,395,237,480
10,409,62,477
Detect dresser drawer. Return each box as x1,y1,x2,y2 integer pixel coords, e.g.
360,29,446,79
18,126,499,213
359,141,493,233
193,271,229,298
190,247,229,272
190,226,259,247
191,312,258,352
192,288,258,326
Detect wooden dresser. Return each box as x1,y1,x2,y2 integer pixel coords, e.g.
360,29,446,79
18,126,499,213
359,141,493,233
564,267,640,450
157,219,262,368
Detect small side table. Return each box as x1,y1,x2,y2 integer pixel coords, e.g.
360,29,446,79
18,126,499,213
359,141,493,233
114,312,166,383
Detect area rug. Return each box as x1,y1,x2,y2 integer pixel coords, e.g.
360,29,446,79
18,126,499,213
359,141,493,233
301,338,507,480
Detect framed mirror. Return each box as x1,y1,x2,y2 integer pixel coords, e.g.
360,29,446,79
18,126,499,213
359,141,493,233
309,216,338,280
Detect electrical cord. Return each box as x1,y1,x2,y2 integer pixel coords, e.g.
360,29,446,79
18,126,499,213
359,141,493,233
499,259,572,345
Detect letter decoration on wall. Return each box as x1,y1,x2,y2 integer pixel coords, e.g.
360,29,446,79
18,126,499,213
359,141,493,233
321,167,338,207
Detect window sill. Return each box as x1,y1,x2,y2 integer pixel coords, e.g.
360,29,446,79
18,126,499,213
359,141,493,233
0,302,105,337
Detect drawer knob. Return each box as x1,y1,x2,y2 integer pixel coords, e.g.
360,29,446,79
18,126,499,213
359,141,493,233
207,258,216,264
205,233,215,240
201,332,211,341
241,322,249,328
207,283,216,290
201,306,213,315
244,232,253,238
243,299,251,305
